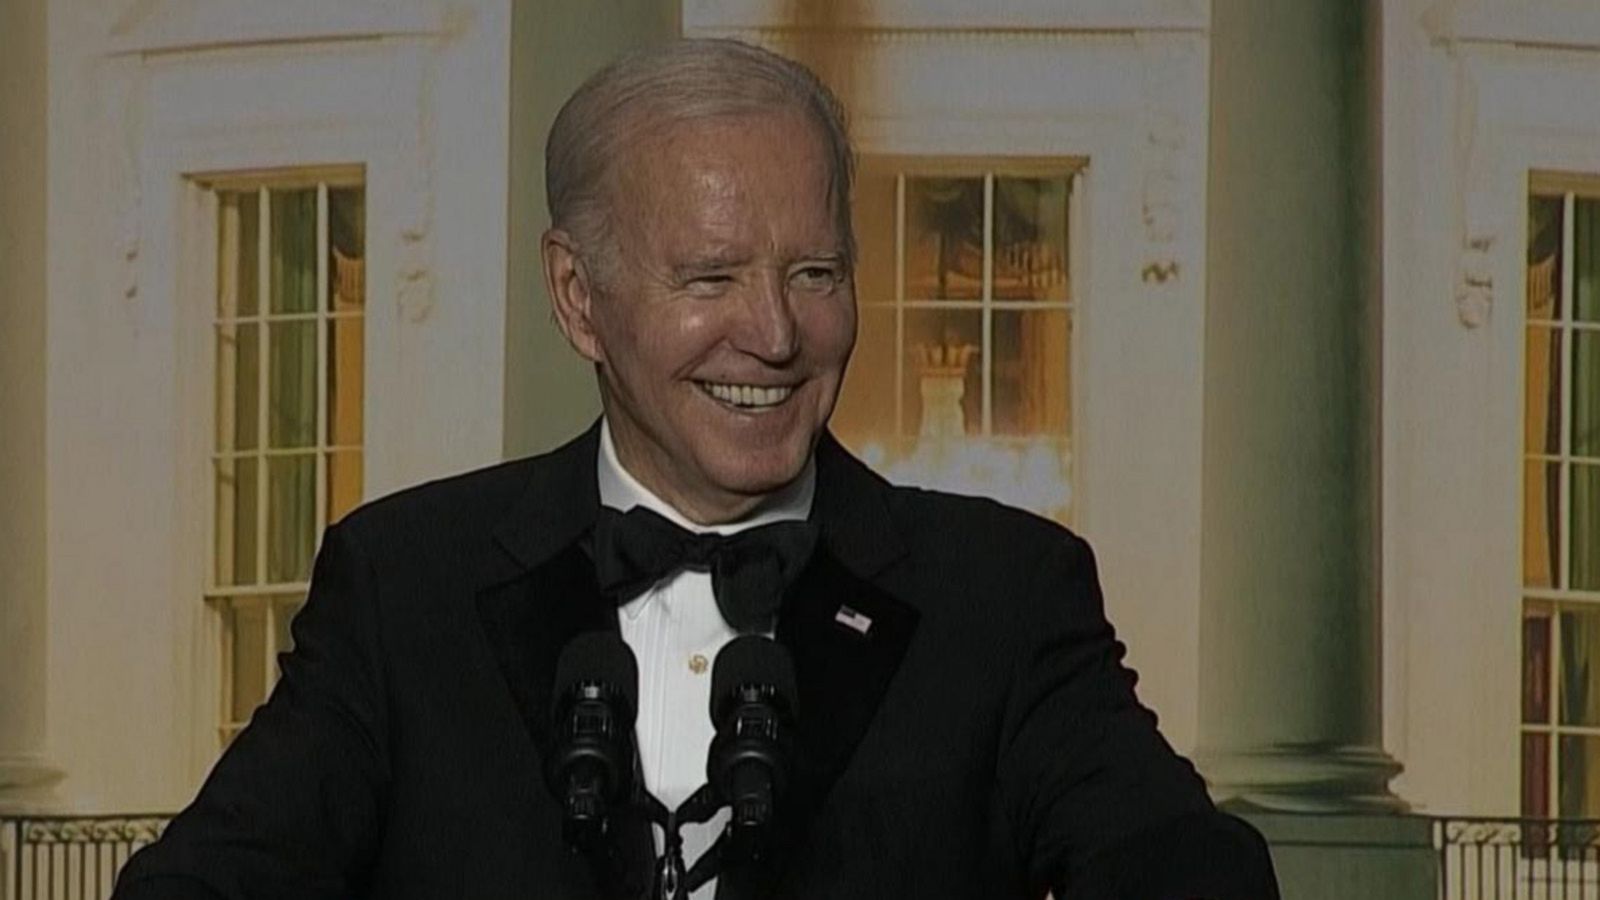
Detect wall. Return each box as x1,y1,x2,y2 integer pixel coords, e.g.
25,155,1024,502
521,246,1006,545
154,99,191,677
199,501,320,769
503,0,681,459
42,0,515,810
1384,0,1600,814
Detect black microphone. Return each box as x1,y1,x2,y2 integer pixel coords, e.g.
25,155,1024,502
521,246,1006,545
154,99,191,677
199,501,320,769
706,635,797,864
545,631,639,854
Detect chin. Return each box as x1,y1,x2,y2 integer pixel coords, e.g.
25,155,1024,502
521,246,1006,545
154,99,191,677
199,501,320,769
701,439,811,496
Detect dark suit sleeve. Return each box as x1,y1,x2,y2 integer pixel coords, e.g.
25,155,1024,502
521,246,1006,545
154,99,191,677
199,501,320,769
995,535,1278,899
113,522,391,900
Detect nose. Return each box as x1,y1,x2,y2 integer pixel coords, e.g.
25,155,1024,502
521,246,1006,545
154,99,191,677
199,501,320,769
732,268,800,364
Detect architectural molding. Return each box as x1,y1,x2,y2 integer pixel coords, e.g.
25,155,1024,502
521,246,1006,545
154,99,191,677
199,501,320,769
107,0,452,57
109,56,146,303
396,45,438,324
1424,0,1600,54
684,0,1209,35
1453,60,1496,328
701,26,1150,49
1136,32,1199,287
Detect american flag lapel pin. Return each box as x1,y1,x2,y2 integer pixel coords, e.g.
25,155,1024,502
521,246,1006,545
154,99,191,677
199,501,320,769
833,604,873,636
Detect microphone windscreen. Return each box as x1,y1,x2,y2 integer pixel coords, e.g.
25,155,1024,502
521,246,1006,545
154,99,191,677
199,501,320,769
553,631,640,718
710,635,797,721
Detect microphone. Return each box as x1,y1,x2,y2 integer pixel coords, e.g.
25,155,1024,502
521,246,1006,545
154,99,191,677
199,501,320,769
706,635,798,864
545,631,640,854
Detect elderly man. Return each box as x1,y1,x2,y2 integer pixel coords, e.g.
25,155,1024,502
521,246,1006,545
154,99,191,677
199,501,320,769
116,39,1277,900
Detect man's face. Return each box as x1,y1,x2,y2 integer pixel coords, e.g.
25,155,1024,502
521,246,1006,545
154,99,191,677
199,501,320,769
553,110,857,521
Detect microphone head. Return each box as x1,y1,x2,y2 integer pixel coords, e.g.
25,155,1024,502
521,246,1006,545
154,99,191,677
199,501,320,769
552,630,640,722
710,635,797,723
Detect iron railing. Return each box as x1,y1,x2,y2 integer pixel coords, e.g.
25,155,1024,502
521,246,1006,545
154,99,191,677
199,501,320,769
1437,817,1600,899
0,814,170,900
0,811,1595,899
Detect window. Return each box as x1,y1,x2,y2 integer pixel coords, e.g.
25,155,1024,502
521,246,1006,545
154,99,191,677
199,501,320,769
1522,176,1600,824
206,173,366,746
831,161,1081,523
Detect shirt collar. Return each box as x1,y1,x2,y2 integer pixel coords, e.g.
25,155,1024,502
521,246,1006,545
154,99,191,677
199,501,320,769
598,419,815,621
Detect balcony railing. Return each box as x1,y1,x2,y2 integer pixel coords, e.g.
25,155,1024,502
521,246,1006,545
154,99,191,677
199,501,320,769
2,811,1597,900
1437,817,1600,899
0,814,170,900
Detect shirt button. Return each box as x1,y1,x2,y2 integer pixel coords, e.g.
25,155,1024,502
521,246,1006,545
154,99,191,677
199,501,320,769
688,653,709,675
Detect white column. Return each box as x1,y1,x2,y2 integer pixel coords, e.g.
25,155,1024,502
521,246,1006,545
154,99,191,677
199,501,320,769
0,0,63,813
1196,0,1403,813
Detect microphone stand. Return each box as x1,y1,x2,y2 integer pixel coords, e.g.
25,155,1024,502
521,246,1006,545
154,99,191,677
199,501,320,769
648,784,724,900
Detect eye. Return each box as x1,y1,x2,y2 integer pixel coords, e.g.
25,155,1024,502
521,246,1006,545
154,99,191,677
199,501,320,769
790,265,840,292
685,274,735,295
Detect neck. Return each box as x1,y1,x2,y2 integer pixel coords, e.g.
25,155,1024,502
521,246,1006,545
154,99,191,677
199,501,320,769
603,423,794,527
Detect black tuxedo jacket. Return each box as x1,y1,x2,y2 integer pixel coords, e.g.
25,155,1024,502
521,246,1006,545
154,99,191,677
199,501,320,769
115,424,1277,899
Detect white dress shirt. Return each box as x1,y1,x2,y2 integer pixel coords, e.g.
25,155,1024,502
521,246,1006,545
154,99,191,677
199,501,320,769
596,420,815,897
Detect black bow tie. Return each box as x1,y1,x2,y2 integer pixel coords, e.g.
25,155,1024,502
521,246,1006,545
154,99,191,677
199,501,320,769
591,506,819,634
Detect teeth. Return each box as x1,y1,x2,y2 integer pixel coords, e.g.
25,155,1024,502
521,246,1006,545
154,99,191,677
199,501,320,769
700,382,795,408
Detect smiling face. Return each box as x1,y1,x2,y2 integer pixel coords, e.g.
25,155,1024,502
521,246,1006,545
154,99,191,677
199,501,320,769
542,110,857,524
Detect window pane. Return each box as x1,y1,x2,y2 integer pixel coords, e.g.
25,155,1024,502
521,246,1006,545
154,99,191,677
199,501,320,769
1525,732,1551,819
1574,463,1600,591
328,317,363,447
852,170,897,305
1560,734,1600,819
1529,194,1563,321
1526,326,1563,456
267,454,316,583
270,189,317,314
1560,608,1600,725
229,601,268,724
1574,330,1600,459
268,321,317,448
1577,197,1600,323
327,450,363,525
1526,605,1552,724
905,177,983,301
903,308,982,439
216,322,259,452
218,192,259,318
1525,461,1561,589
992,309,1071,438
328,187,366,313
832,305,898,455
993,176,1070,302
214,457,258,586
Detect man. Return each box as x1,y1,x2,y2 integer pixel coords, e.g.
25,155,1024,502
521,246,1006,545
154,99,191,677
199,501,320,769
115,39,1277,899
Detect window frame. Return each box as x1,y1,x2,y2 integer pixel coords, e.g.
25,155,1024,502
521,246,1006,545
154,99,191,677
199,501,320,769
840,155,1087,524
195,166,366,747
1522,171,1600,822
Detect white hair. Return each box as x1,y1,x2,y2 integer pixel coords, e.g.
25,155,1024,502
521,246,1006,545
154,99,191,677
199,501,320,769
545,38,856,280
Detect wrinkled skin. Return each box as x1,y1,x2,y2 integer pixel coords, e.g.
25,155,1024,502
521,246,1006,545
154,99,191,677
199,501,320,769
543,110,857,524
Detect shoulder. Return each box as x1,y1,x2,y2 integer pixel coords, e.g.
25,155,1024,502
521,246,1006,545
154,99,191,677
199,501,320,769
336,456,537,547
881,479,1094,577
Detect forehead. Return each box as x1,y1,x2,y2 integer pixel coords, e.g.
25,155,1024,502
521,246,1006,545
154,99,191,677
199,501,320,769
612,111,842,255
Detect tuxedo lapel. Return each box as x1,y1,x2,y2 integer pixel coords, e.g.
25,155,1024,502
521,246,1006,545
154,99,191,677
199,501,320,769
474,545,617,763
477,422,654,899
777,550,918,818
780,436,919,823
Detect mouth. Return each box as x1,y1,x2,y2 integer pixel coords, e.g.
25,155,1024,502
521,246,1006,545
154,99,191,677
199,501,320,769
694,380,798,410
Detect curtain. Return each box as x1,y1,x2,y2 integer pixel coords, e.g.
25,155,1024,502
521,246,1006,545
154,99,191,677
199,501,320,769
267,190,318,583
1573,199,1600,592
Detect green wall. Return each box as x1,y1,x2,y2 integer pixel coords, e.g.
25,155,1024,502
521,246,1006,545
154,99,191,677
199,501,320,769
503,0,681,458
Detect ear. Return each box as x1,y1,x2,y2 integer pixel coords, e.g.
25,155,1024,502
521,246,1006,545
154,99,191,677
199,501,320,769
541,227,605,364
